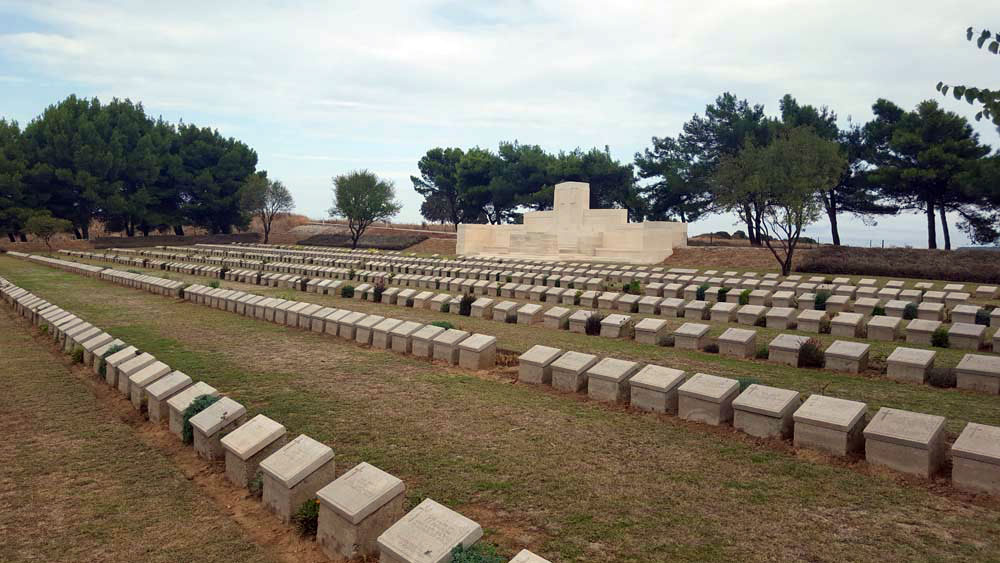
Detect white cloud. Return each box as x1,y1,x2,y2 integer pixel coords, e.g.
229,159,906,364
1,0,998,245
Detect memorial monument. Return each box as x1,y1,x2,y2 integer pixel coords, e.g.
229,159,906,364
456,181,687,264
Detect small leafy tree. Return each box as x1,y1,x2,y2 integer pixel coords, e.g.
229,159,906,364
25,212,73,250
329,170,402,248
181,394,220,444
241,173,294,244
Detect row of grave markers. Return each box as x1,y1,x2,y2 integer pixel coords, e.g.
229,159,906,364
517,341,1000,492
35,250,1000,396
0,275,547,563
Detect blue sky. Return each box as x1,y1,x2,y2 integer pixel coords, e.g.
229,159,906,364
1,0,998,247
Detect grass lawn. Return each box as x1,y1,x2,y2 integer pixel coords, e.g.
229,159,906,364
0,300,279,563
4,255,1000,562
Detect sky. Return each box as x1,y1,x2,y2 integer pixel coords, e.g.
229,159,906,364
1,0,998,248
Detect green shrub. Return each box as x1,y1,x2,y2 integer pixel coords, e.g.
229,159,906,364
181,394,220,445
798,338,825,368
739,289,751,305
348,268,356,280
373,279,386,303
71,346,84,364
813,290,831,311
703,342,719,354
341,285,355,298
902,302,918,320
98,344,126,378
459,294,474,316
695,283,710,301
872,305,886,316
737,376,760,391
623,280,641,295
717,287,730,301
431,320,454,330
505,276,513,283
248,472,264,499
931,326,950,348
755,344,769,359
450,543,505,563
291,498,320,537
819,318,831,334
927,367,957,388
39,324,48,335
208,280,220,289
975,308,991,326
585,312,604,336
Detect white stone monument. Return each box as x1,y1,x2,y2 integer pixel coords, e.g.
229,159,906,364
457,181,687,264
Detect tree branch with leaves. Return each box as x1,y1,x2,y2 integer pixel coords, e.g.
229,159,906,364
936,27,1000,127
241,173,294,244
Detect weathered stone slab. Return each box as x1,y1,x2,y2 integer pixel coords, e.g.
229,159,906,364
550,351,599,393
793,395,867,456
518,345,563,385
905,319,941,346
128,361,171,410
470,297,494,319
317,462,406,560
116,352,157,396
411,325,446,358
376,498,482,563
629,365,686,414
634,317,668,346
886,347,936,384
949,322,986,351
863,407,946,478
796,309,826,333
765,307,796,330
145,370,191,424
683,300,708,320
458,333,496,370
221,414,287,488
824,340,869,373
260,434,337,523
767,334,809,367
166,381,220,437
717,328,756,359
709,301,738,323
830,312,864,338
677,373,740,426
389,321,424,354
916,302,945,321
80,332,113,367
955,354,1000,394
103,345,138,386
599,314,633,338
732,384,800,438
673,323,709,350
586,358,640,403
509,549,552,563
517,303,544,325
191,396,247,461
951,423,1000,494
867,315,901,342
432,329,469,365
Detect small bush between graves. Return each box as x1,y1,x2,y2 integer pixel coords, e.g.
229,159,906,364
39,324,48,335
755,344,769,359
931,326,950,348
703,342,719,354
739,289,751,305
976,308,992,326
718,287,730,301
798,338,825,368
181,394,221,445
819,318,831,334
373,279,386,303
662,335,675,347
585,312,604,336
99,344,126,378
872,305,886,316
902,302,918,320
623,280,641,295
695,283,710,301
450,543,505,563
737,376,760,391
71,346,84,364
459,294,474,316
754,316,766,327
431,320,454,330
292,498,320,537
208,280,220,289
927,367,957,388
340,285,355,298
248,472,264,500
813,290,830,311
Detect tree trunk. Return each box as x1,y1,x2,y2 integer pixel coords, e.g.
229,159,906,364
81,224,89,240
73,226,82,240
173,225,185,236
826,189,841,245
925,201,937,249
6,232,15,243
939,206,951,250
263,224,270,244
18,232,27,242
